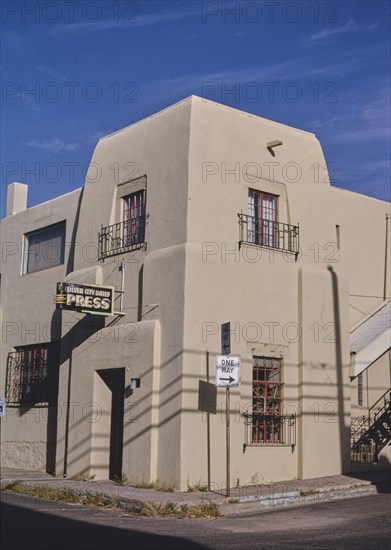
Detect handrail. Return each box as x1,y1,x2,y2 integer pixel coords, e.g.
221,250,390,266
237,212,299,259
369,388,391,421
98,216,147,260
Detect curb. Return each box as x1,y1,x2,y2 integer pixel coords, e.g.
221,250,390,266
1,472,389,517
221,481,387,515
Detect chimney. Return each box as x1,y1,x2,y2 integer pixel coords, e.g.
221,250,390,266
6,182,28,216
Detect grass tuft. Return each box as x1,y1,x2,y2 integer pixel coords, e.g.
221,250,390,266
187,479,208,493
132,479,175,492
113,474,128,486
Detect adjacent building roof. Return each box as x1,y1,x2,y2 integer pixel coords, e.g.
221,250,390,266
350,301,391,378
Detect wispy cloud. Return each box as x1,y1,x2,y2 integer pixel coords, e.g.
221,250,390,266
152,59,306,95
51,4,200,35
334,125,390,143
303,18,379,45
25,138,81,152
314,89,390,144
34,65,67,81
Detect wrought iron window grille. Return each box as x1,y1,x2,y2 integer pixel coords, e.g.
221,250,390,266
5,345,58,406
243,413,297,452
238,212,299,260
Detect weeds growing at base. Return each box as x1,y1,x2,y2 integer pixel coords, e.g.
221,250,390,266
0,482,221,518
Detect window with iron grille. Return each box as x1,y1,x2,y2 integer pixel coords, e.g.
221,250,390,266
24,222,66,274
358,373,363,406
5,344,58,406
252,356,283,443
248,190,278,248
123,190,146,247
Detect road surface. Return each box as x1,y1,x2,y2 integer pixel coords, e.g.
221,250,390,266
1,491,390,549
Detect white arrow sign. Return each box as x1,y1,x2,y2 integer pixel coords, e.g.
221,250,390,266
216,356,240,388
0,397,6,418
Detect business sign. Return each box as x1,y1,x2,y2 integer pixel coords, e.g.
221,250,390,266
198,380,217,414
216,356,240,388
55,282,114,316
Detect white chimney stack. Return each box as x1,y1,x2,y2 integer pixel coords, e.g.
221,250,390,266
6,182,28,216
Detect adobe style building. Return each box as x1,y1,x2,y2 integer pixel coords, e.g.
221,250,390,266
1,96,390,490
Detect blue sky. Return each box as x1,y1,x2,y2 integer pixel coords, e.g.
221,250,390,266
1,0,390,216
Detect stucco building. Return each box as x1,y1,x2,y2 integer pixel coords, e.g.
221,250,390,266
1,96,390,490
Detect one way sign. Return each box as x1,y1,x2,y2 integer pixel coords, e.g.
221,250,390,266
216,356,240,388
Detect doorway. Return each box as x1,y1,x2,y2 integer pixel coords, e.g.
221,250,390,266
92,368,125,480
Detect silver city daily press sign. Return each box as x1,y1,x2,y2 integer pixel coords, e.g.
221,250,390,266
55,282,114,316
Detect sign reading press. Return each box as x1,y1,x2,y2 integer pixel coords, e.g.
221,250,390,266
55,282,114,316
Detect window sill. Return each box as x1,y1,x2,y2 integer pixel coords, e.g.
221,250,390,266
99,241,147,261
239,240,299,260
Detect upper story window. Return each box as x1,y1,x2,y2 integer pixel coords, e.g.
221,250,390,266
98,186,147,261
238,189,299,259
123,190,146,247
248,189,278,247
24,221,66,274
358,373,363,406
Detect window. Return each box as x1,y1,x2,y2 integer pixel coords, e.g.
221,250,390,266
358,373,363,406
123,190,146,247
248,189,278,248
24,222,65,274
252,356,283,443
336,225,341,250
5,344,58,406
98,187,147,260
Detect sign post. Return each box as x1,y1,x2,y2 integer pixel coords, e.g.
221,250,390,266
221,322,231,356
226,386,230,497
216,354,240,497
0,398,6,456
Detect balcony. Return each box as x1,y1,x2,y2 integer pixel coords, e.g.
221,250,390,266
243,413,297,451
98,216,146,261
238,213,299,259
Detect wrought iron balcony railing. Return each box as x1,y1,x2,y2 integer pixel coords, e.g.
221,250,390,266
98,216,147,260
238,213,299,259
243,413,297,451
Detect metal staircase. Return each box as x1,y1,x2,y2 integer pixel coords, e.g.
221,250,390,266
351,389,391,462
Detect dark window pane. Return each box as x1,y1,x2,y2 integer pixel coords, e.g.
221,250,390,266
25,222,65,274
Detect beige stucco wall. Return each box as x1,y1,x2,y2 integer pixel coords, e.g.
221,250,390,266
179,97,357,488
1,96,389,486
0,188,82,471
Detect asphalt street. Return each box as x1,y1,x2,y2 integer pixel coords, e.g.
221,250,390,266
1,491,390,550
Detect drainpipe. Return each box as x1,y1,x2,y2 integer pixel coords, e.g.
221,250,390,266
119,261,125,312
384,214,390,301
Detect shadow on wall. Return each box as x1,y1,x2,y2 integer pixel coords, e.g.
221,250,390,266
65,187,84,276
328,265,350,473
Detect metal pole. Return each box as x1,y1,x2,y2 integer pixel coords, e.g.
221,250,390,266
206,351,211,492
119,261,125,312
226,387,230,497
384,214,389,301
63,352,72,478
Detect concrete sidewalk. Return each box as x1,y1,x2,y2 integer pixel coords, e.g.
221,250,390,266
1,467,390,516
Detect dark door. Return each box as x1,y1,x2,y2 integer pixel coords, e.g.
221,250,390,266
98,368,125,480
